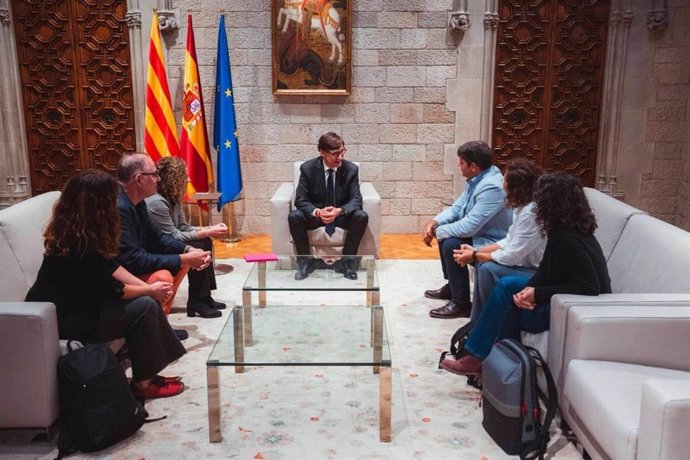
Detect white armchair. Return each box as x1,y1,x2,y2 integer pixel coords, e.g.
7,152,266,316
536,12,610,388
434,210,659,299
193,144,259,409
271,161,380,258
558,304,690,460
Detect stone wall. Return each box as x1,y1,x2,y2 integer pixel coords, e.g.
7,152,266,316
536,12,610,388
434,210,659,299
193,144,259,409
639,3,690,229
165,0,457,234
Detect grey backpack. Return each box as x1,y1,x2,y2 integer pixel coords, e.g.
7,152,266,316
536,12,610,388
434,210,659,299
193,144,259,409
481,338,557,460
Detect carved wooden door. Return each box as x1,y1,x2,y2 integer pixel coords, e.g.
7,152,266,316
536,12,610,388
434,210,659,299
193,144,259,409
11,0,136,194
492,0,609,186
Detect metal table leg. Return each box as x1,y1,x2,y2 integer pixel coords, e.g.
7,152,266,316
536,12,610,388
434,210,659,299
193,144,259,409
379,366,392,442
242,290,253,346
207,365,221,442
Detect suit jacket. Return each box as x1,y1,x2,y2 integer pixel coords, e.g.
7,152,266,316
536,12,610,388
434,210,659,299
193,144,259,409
294,157,362,217
116,189,186,276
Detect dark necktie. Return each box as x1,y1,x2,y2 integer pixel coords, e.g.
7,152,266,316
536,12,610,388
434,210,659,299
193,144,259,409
325,169,335,236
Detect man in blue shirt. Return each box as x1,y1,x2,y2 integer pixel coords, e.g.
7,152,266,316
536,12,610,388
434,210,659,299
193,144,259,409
422,141,512,319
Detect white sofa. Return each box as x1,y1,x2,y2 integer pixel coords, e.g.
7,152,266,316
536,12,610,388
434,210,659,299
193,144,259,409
270,161,381,258
0,191,61,430
544,188,690,459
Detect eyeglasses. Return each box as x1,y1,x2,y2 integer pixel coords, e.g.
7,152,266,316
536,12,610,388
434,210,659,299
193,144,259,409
326,148,346,157
136,171,159,179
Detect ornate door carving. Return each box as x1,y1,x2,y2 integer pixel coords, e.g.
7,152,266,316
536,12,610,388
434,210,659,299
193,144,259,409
492,0,609,186
11,0,136,194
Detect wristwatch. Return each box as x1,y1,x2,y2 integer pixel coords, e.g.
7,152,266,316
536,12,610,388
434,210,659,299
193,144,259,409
472,250,478,263
183,245,191,254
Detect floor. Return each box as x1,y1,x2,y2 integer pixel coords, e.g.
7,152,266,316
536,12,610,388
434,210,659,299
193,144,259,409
213,233,438,259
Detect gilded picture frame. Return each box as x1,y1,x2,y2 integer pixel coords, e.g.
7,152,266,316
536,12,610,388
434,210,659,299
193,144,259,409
272,0,352,96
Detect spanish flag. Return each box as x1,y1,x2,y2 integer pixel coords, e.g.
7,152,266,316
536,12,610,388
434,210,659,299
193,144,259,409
144,12,179,162
180,14,213,200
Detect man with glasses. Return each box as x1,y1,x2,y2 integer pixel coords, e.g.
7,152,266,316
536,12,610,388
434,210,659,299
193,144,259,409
116,152,212,340
288,132,368,280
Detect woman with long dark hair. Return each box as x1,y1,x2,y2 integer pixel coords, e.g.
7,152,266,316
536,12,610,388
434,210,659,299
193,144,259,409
440,172,611,376
26,170,186,399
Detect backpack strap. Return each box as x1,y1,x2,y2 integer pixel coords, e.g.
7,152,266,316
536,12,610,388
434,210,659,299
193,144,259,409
519,347,559,460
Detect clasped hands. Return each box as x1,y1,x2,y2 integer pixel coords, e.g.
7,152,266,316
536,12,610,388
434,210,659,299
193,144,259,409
316,206,341,224
148,280,173,305
513,286,536,310
200,223,228,239
182,247,213,271
452,244,475,266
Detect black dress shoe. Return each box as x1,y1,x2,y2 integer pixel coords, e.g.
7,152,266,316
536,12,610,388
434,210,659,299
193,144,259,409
424,284,452,300
173,329,189,341
294,259,315,280
429,300,471,319
187,300,222,318
344,267,358,280
205,296,226,310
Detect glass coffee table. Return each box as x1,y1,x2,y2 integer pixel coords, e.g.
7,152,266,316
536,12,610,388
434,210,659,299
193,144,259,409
241,255,379,345
206,304,392,443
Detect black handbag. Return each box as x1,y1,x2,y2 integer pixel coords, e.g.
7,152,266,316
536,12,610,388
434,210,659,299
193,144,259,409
437,321,482,389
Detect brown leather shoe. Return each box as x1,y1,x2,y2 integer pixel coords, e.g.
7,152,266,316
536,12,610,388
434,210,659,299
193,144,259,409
424,283,452,300
429,300,471,319
440,354,482,376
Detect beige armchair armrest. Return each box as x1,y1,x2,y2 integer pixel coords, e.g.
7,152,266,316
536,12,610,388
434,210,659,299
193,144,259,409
0,302,60,429
549,293,690,394
270,182,295,255
360,182,381,258
556,303,690,407
638,379,690,460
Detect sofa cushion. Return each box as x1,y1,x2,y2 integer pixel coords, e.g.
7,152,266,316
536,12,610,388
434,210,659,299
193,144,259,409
607,214,690,294
563,360,690,460
0,191,60,301
585,187,644,261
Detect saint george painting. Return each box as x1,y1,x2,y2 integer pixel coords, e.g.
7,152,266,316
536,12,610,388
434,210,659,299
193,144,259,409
272,0,351,96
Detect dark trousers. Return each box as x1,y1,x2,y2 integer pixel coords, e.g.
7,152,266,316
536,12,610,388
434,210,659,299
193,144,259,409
438,236,473,303
288,209,369,256
186,237,217,300
97,296,186,381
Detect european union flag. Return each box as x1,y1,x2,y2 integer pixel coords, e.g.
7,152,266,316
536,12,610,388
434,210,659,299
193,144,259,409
214,14,242,211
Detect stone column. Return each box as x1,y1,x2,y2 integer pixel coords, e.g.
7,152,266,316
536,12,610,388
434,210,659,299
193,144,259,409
0,0,30,207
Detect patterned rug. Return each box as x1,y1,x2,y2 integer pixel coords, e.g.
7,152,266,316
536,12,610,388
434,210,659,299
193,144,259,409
0,259,581,459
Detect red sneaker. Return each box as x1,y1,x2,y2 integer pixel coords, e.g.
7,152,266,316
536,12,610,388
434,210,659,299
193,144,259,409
440,354,482,376
133,379,184,400
153,375,182,384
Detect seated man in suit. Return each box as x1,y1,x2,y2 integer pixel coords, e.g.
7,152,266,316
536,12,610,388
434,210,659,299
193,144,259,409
116,152,213,339
288,132,368,280
422,141,512,319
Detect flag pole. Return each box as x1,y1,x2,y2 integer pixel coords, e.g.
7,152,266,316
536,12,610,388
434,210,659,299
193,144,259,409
221,199,242,243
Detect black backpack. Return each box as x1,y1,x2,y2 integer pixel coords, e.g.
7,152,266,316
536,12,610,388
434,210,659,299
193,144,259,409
56,342,147,458
437,321,482,389
481,338,558,460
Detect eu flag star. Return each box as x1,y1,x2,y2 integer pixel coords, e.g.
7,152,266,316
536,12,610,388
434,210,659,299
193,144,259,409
224,139,231,149
234,129,239,138
225,88,232,97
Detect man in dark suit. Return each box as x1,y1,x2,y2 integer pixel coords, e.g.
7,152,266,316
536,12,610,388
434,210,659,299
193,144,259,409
288,132,368,280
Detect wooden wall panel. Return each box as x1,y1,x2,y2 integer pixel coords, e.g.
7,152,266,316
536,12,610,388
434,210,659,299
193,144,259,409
492,0,609,187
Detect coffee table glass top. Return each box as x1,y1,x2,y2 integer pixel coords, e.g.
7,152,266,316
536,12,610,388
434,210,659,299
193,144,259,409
243,255,378,292
207,305,390,366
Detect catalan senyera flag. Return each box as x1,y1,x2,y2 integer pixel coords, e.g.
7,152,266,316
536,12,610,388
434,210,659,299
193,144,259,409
214,14,242,211
144,12,179,161
180,14,213,202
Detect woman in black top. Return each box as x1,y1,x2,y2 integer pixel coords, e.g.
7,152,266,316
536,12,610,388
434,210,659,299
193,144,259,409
26,170,186,399
441,172,611,376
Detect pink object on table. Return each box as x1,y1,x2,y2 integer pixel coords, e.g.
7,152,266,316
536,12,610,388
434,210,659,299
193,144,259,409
244,253,278,263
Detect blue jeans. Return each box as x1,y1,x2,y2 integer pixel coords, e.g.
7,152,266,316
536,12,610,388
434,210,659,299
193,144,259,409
438,236,473,303
464,275,551,360
470,261,536,322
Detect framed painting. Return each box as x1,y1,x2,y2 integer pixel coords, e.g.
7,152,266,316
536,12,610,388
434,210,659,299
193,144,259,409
272,0,352,96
